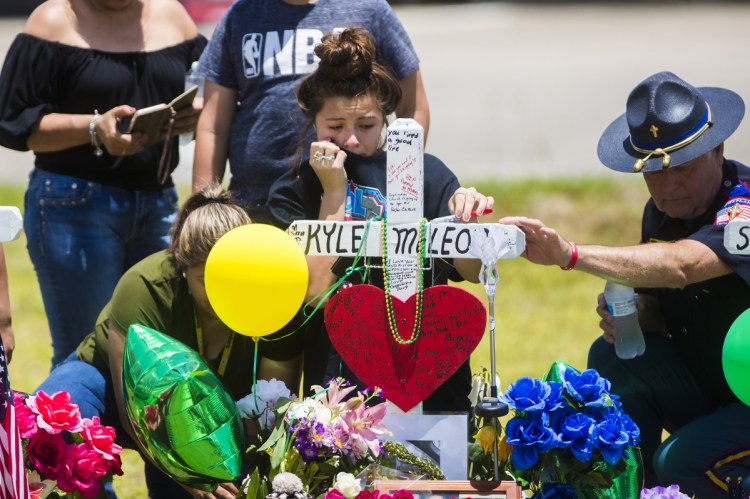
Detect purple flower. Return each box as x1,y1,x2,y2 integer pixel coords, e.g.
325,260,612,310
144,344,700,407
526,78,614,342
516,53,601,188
640,484,691,499
562,368,611,408
501,378,561,413
325,421,352,455
504,417,557,470
310,421,326,447
290,417,309,437
296,441,319,462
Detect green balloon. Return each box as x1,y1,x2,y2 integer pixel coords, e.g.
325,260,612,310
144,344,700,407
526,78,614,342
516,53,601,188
723,308,750,406
122,324,245,491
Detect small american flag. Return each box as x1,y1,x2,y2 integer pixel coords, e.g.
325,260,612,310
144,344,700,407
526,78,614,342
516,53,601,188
0,338,29,499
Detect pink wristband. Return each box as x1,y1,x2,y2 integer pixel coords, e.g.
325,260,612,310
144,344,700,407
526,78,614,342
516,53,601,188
560,241,578,271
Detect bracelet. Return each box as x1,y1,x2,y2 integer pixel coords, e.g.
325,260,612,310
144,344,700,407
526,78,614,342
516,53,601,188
0,317,11,328
89,110,103,157
560,241,578,271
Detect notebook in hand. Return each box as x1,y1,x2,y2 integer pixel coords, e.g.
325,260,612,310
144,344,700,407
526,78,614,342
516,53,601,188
126,86,199,146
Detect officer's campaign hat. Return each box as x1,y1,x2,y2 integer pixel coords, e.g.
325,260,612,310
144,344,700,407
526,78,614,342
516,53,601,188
597,71,744,173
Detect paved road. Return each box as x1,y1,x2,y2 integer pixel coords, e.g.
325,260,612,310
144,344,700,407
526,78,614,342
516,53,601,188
1,2,750,187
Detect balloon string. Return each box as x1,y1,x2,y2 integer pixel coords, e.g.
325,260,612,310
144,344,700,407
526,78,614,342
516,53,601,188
260,218,379,343
252,339,259,410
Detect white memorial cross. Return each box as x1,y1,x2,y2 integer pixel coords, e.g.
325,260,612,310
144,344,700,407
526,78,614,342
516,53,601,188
725,221,750,255
288,119,525,300
289,119,524,417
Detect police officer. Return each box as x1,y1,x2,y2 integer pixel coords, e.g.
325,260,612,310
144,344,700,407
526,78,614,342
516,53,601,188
501,71,750,497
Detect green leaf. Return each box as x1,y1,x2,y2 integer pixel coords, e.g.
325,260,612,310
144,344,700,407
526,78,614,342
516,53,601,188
270,433,289,469
258,422,287,452
244,467,266,499
468,441,486,462
274,397,294,415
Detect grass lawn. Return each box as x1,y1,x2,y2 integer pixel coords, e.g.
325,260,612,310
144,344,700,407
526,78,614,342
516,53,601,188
1,175,648,497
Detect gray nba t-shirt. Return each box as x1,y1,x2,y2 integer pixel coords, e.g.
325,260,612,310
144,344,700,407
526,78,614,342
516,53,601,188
198,0,420,208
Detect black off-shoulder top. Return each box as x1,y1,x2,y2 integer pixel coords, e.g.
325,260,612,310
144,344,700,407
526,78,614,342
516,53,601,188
0,33,207,190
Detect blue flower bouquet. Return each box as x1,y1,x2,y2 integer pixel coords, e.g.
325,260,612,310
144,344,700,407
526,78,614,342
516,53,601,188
498,361,643,498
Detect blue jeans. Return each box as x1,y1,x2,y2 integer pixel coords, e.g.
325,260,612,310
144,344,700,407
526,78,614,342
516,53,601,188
24,169,178,367
588,335,750,497
36,355,192,498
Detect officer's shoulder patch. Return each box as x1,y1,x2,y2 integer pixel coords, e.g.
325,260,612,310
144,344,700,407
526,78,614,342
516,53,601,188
715,196,750,225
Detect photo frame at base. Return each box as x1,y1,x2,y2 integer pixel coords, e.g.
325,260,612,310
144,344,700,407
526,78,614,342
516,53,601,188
374,480,523,499
380,413,468,480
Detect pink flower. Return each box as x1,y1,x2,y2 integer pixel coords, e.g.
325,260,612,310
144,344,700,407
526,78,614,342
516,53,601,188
28,482,46,499
25,431,66,479
57,443,110,498
81,417,123,475
356,490,381,499
310,378,358,408
27,391,84,434
13,392,39,439
392,491,414,499
325,419,353,455
341,402,388,456
325,489,347,499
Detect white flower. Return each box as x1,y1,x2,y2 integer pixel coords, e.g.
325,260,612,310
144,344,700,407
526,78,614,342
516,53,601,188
236,394,266,419
347,437,369,460
255,378,292,403
236,379,292,430
288,397,333,424
260,409,278,430
272,472,304,494
332,472,361,499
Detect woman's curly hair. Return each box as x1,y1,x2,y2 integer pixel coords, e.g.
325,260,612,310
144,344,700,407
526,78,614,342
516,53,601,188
296,27,402,121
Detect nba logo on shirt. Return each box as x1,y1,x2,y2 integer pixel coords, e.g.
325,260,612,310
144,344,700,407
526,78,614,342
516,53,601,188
242,33,263,78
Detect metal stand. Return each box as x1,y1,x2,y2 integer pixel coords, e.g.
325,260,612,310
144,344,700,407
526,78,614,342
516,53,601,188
474,261,508,481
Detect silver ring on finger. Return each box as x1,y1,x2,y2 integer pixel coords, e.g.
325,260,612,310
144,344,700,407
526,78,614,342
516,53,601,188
314,151,335,162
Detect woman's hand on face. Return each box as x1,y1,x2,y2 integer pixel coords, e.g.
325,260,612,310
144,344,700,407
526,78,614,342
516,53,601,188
309,140,348,194
98,105,149,156
448,187,494,222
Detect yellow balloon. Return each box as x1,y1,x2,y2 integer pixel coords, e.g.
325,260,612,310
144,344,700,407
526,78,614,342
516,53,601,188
205,224,308,337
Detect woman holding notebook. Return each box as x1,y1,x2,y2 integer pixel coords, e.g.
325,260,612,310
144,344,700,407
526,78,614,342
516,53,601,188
0,0,206,368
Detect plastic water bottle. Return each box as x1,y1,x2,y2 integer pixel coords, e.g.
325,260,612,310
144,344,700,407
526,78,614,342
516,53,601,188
180,61,203,146
603,281,646,359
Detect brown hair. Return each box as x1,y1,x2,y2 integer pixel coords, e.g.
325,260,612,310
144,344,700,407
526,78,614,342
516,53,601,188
296,27,402,123
169,184,252,269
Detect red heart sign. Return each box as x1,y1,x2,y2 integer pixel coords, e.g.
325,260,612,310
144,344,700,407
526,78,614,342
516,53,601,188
324,284,486,412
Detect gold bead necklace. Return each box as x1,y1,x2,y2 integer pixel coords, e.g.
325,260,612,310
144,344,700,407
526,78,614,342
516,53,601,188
380,217,427,345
